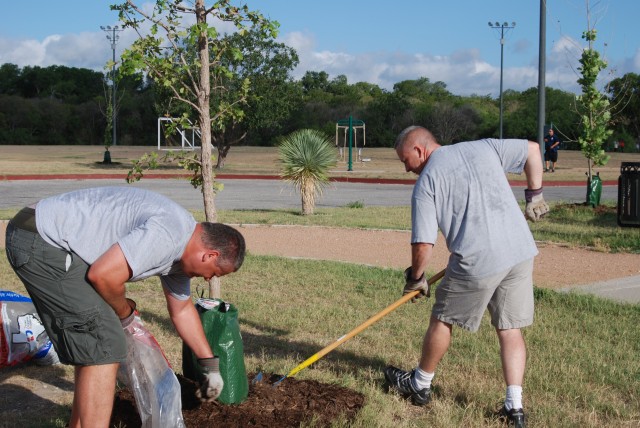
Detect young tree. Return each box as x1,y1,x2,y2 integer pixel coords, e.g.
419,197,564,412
115,0,276,297
576,10,612,205
115,0,276,220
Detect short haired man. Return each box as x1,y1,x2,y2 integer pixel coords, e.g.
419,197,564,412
5,187,246,428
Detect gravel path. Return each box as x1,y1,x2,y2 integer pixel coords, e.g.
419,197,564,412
235,224,640,289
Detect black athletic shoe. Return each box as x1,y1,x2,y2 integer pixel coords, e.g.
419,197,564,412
501,406,526,428
383,366,431,406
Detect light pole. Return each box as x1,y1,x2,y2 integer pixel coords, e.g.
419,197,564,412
488,21,515,140
537,0,546,162
100,25,123,147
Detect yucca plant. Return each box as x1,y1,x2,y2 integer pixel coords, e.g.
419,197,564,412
279,129,338,215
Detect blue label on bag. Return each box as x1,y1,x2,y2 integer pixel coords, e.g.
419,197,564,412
0,290,32,303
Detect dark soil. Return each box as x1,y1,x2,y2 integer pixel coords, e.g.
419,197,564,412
110,373,365,427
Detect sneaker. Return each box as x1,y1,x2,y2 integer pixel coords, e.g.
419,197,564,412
543,169,548,172
501,406,526,428
383,366,431,405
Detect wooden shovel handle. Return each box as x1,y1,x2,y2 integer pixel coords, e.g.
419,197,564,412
285,268,446,379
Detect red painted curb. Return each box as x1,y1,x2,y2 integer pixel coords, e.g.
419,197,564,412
0,173,617,187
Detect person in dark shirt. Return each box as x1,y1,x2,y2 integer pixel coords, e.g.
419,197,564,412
544,128,560,172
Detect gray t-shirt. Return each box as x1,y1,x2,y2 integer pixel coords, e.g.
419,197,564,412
35,187,196,300
411,138,538,279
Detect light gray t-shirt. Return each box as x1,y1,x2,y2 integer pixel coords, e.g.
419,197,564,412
411,138,538,279
35,187,196,300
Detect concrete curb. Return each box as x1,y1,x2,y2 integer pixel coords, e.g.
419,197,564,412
558,276,640,304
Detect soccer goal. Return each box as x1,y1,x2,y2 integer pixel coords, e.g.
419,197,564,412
157,117,201,151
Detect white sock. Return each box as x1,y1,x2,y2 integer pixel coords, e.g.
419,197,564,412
505,385,523,411
412,367,435,390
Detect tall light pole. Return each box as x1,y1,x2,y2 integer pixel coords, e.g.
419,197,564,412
100,25,123,147
488,21,516,140
537,1,547,162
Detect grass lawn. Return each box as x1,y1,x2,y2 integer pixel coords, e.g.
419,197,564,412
1,254,639,427
1,202,639,426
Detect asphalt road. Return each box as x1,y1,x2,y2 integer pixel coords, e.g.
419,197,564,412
0,177,619,210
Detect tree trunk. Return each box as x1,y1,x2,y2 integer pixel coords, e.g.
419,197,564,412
301,180,315,215
215,143,229,169
196,0,220,298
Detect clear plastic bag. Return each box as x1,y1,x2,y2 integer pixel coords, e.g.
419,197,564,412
0,290,59,367
117,314,185,428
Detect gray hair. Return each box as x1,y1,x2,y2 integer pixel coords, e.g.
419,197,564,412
200,223,246,271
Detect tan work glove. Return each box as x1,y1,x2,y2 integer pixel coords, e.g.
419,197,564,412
403,267,429,302
524,188,549,221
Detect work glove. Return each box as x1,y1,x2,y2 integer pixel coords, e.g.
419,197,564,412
119,298,139,328
403,267,429,303
196,357,224,402
524,188,549,222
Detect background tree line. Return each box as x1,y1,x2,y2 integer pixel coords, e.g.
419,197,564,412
1,60,638,152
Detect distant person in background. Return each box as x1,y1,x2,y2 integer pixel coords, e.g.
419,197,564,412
544,128,560,173
613,140,619,152
619,140,625,152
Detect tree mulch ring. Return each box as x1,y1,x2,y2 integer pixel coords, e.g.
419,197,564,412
110,373,365,427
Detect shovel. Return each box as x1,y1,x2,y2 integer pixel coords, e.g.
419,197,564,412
269,268,446,387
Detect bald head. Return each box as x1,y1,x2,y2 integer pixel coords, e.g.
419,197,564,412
394,126,436,150
395,126,440,175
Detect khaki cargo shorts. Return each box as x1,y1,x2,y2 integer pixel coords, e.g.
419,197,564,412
432,258,534,332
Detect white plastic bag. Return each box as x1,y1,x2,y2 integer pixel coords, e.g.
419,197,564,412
117,314,185,428
0,290,59,367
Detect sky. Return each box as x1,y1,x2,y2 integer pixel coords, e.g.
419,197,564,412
1,0,638,97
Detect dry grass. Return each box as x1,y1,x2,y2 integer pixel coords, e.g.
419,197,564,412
1,145,638,182
2,255,639,427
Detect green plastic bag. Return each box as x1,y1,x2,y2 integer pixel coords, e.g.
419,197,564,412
587,174,602,207
182,298,248,404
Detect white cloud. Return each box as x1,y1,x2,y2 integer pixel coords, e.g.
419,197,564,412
0,38,47,67
275,30,560,95
1,24,636,98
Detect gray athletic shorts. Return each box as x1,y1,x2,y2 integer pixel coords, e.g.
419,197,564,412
5,207,127,365
432,258,534,332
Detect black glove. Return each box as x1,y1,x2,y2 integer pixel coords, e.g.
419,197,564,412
195,357,223,402
524,188,549,221
403,267,429,302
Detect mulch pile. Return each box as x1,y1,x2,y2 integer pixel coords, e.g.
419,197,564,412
110,373,365,427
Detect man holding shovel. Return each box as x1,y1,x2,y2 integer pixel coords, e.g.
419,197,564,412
5,186,246,428
385,126,547,428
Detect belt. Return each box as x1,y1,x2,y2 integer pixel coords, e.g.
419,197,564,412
9,207,38,233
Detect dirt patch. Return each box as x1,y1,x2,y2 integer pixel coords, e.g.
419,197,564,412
110,373,365,428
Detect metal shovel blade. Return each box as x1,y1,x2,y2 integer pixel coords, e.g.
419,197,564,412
272,374,286,388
